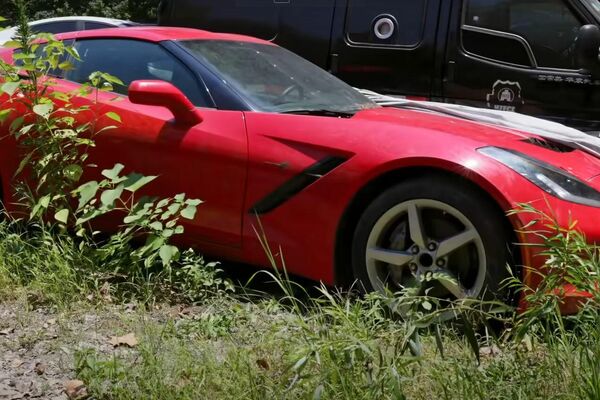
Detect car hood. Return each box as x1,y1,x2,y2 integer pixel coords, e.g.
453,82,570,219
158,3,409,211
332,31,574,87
353,99,600,183
359,89,600,158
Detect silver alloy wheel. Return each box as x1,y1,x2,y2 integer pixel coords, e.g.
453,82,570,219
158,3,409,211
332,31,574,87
365,199,486,300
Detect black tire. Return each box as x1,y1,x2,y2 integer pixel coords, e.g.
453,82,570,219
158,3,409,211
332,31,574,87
351,175,514,303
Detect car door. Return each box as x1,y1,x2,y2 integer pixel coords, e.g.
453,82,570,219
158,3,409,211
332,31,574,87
60,38,248,247
443,0,600,131
329,0,441,97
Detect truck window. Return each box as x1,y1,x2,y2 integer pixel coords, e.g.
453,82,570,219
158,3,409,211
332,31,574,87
346,0,428,46
463,0,583,69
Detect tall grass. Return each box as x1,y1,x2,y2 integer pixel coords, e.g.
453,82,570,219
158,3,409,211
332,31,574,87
68,212,600,399
0,216,231,307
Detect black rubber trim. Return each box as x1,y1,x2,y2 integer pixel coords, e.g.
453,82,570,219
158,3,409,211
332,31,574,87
250,156,347,215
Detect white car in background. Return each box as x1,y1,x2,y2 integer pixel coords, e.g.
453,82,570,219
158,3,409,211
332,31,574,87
0,16,137,45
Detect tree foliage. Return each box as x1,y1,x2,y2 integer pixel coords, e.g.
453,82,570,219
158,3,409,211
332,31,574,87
0,0,160,23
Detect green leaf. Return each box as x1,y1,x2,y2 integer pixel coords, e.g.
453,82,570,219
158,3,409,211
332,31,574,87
33,103,54,119
101,163,125,181
407,335,422,358
313,384,324,400
54,209,69,224
17,124,34,138
39,195,51,208
123,213,143,224
100,184,124,207
159,245,179,266
461,316,480,364
30,194,51,220
76,181,99,210
1,81,20,96
58,61,74,71
0,108,12,124
421,300,432,311
101,73,124,86
180,206,197,220
75,209,103,225
51,91,70,102
434,324,445,359
105,111,121,123
14,152,32,176
149,221,163,231
185,199,203,207
2,40,21,48
144,234,165,252
9,116,24,134
157,198,170,208
123,173,157,193
292,356,308,373
65,46,80,61
64,164,83,182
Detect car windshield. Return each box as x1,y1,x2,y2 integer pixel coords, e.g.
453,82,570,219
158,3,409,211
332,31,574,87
178,40,377,114
582,0,600,19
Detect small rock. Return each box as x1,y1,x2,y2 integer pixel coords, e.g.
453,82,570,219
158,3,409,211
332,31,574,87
0,327,14,335
108,333,138,348
479,344,502,357
63,380,87,400
34,362,47,375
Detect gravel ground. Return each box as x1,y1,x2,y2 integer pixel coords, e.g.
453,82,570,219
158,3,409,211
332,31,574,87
0,300,176,400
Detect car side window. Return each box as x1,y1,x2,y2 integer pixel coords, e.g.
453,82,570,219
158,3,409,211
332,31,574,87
463,0,583,69
83,21,113,30
63,38,210,107
32,21,79,34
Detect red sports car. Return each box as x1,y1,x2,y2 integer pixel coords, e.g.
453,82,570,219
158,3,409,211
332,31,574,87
1,27,600,310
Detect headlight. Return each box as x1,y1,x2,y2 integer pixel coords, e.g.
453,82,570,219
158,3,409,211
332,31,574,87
478,146,600,208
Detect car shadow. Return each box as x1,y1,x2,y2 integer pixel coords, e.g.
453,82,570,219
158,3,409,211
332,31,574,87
214,259,328,302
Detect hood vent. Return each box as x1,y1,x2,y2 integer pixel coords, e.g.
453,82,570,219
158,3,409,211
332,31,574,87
523,137,573,153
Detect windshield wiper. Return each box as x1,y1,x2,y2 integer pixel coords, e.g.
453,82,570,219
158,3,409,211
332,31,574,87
280,109,355,118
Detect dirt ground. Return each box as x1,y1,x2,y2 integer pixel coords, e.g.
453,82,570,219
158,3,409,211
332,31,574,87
0,300,174,400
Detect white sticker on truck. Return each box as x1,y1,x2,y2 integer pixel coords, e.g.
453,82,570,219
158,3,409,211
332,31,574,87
486,80,524,112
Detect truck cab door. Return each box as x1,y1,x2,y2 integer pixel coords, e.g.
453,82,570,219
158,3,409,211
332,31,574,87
330,0,441,98
443,0,600,132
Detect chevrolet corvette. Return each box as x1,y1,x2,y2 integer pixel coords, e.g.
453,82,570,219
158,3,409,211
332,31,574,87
1,27,600,310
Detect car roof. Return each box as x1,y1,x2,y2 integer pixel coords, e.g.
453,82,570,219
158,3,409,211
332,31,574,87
55,26,275,45
29,16,131,25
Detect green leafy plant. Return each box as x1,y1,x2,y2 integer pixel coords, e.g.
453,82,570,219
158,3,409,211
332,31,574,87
0,1,231,305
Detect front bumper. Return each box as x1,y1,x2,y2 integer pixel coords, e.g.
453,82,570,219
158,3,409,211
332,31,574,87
510,195,600,314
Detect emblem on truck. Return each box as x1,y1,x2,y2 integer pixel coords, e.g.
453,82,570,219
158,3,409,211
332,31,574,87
486,80,524,112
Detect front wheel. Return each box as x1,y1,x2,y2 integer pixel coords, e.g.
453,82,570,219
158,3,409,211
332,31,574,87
351,176,513,306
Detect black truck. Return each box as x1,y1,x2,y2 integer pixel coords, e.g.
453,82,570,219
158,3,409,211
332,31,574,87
158,0,600,132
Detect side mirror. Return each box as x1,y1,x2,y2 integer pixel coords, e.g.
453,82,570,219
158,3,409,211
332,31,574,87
575,24,600,75
128,80,203,126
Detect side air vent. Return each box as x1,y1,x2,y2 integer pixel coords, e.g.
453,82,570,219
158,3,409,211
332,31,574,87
250,156,347,215
523,137,573,153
